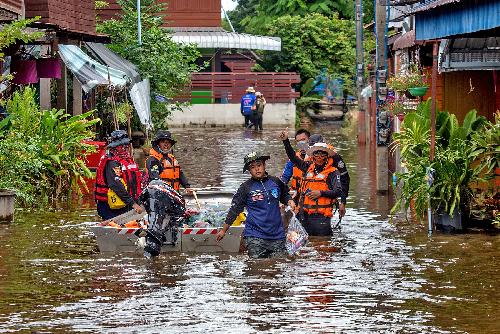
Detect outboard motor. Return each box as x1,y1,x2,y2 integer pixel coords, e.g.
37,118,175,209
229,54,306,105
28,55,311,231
139,180,186,257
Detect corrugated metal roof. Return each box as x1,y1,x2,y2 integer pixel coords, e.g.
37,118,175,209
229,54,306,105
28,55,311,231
170,27,281,51
411,0,464,13
393,30,424,50
415,0,500,40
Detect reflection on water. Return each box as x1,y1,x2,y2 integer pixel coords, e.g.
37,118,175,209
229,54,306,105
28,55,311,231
0,124,499,333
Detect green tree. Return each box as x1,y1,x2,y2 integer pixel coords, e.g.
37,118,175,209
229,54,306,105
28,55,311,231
263,13,356,90
231,0,354,34
97,0,202,128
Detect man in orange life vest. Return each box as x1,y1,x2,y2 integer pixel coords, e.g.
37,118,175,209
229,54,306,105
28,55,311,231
94,130,144,220
145,130,193,194
280,128,344,236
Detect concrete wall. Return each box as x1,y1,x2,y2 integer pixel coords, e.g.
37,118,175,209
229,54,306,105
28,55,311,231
168,103,296,127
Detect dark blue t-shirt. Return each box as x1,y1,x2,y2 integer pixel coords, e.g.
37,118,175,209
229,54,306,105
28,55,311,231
224,176,291,240
240,93,256,116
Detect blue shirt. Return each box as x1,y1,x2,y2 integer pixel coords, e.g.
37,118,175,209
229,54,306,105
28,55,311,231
281,160,294,184
240,93,256,116
224,175,291,240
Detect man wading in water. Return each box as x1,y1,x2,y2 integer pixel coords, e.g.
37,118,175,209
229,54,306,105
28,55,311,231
217,152,296,258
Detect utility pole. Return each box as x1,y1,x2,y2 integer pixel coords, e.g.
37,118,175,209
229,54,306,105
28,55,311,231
137,0,142,46
355,0,366,144
375,0,389,192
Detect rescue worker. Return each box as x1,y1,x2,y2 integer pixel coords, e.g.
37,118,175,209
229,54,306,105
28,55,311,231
240,86,256,128
281,129,311,200
280,128,344,236
145,130,193,194
308,134,349,218
94,130,144,220
216,152,296,258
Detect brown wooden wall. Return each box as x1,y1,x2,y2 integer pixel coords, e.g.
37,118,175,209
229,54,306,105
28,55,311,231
24,0,97,36
442,71,496,123
98,0,221,27
0,0,23,15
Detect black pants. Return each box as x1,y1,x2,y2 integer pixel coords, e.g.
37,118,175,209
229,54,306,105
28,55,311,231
97,201,131,220
244,115,251,127
301,213,332,236
254,113,263,130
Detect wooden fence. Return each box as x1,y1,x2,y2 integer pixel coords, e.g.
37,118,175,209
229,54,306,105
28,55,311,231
177,72,301,103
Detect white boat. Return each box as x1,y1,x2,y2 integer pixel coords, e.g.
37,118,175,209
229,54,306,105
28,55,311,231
90,190,244,254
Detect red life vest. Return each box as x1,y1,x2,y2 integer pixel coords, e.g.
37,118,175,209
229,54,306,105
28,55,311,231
94,153,142,203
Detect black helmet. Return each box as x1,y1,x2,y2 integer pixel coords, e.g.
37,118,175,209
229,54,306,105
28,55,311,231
309,134,324,146
107,130,131,148
243,151,270,173
152,130,176,146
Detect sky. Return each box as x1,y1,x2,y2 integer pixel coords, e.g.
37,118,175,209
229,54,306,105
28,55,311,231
221,0,237,11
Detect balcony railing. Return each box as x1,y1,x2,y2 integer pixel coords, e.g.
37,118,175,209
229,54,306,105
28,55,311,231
176,72,301,104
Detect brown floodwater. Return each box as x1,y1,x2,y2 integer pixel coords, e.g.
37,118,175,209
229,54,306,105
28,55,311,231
0,121,498,333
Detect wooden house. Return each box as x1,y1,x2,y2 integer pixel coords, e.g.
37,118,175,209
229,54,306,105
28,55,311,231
98,0,299,105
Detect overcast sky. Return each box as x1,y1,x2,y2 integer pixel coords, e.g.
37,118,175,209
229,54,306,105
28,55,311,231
222,0,237,11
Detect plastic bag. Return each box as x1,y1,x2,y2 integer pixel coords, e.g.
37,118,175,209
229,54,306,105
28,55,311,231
286,213,308,255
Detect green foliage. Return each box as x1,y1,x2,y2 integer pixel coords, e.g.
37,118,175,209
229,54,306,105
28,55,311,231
0,87,100,207
0,17,43,61
262,13,355,90
236,0,353,34
296,96,321,113
97,0,202,127
392,99,496,219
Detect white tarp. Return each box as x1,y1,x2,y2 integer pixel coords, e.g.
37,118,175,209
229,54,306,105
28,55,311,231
59,44,152,128
58,45,128,93
130,78,152,129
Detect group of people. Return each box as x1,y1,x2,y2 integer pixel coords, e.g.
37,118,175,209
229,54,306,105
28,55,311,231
95,127,349,259
240,86,266,131
94,129,192,220
217,128,349,258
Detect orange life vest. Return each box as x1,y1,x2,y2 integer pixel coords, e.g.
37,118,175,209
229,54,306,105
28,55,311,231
300,158,337,217
290,151,305,192
148,148,181,191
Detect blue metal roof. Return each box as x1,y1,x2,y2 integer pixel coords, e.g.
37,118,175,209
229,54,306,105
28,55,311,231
415,0,500,40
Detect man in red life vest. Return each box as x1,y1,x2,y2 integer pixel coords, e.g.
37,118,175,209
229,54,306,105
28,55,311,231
94,130,144,220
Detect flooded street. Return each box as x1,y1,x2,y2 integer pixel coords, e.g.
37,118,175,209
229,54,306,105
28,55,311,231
0,122,499,333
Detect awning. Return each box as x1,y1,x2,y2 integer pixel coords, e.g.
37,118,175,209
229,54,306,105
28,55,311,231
393,30,423,50
84,42,141,84
415,0,500,40
441,37,500,71
170,27,281,51
58,44,128,93
59,44,152,129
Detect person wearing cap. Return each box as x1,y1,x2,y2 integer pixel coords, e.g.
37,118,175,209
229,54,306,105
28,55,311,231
280,129,344,236
252,91,266,131
216,152,296,258
240,87,257,128
94,130,144,220
280,129,311,200
145,130,192,194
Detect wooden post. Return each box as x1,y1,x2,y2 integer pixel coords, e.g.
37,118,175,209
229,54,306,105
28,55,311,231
39,45,51,111
72,76,82,116
39,78,51,111
56,62,67,111
430,41,438,161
